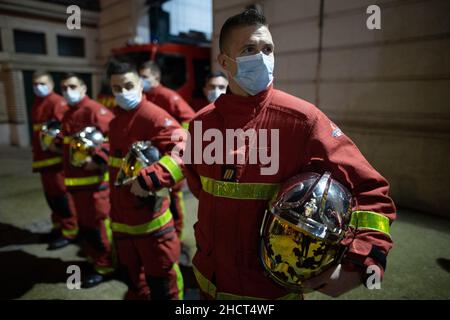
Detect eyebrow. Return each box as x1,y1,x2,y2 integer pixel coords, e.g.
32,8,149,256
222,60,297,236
239,43,257,51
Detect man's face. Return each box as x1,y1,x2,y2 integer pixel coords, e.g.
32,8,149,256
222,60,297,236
110,72,142,95
218,25,274,78
203,76,228,97
33,75,54,92
139,68,159,86
60,77,86,97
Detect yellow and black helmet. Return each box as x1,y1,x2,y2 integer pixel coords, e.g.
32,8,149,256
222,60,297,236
69,126,105,167
39,120,61,151
260,172,353,292
115,141,160,187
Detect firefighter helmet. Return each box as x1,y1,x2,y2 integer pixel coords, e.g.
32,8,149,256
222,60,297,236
39,120,61,151
260,171,353,292
69,126,105,167
115,140,161,187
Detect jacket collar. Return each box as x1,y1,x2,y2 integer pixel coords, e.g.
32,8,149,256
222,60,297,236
215,84,273,115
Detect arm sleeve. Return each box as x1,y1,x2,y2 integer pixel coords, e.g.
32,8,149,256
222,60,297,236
172,95,196,126
53,98,69,122
137,112,186,191
182,122,202,198
91,107,115,165
302,110,396,273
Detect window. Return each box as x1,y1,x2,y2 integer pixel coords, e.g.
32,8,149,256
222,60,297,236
14,30,46,54
57,35,85,57
156,53,187,90
192,58,211,97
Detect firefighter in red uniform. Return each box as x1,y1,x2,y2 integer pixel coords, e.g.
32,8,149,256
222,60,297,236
180,9,396,299
30,71,78,249
107,61,184,300
199,71,229,111
60,73,115,288
138,61,195,240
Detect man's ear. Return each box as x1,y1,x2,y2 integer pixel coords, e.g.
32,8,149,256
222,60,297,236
217,53,227,71
81,84,87,95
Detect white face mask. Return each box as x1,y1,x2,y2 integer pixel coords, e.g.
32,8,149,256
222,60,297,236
63,88,83,106
114,89,142,111
33,84,50,97
231,52,274,96
207,88,225,103
140,77,152,92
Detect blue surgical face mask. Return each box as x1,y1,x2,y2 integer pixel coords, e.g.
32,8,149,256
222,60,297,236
231,52,274,96
114,89,142,111
207,88,225,103
140,77,152,92
63,88,83,106
33,84,50,97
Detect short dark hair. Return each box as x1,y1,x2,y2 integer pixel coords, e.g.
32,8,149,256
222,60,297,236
219,9,268,54
61,72,85,85
139,61,161,77
32,70,53,83
204,71,228,86
106,60,138,79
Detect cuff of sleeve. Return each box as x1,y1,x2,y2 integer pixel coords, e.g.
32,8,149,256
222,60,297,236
92,154,107,165
137,174,150,191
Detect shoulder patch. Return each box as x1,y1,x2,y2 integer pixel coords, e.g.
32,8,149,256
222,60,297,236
330,122,343,138
99,108,107,116
164,118,173,127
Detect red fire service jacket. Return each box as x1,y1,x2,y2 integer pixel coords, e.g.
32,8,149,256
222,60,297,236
61,96,114,191
108,96,184,238
183,85,396,299
145,84,195,129
31,92,68,172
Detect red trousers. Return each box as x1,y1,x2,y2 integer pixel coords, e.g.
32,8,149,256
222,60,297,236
115,227,183,300
70,188,114,274
169,188,186,238
39,169,78,238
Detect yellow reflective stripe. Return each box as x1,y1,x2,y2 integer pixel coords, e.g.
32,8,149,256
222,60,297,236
62,227,78,238
32,157,63,169
108,156,123,168
193,265,216,298
177,191,186,240
173,263,184,300
181,122,190,129
158,155,184,183
52,222,61,229
193,265,301,300
33,123,44,131
94,265,115,275
64,172,109,186
350,211,391,236
111,208,172,235
104,218,117,269
200,176,280,200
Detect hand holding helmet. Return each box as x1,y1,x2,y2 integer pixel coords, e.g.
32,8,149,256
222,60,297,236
39,120,62,154
260,171,354,293
69,126,105,168
115,141,168,198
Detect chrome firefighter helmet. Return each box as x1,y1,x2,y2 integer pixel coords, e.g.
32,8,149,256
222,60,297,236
115,140,161,187
260,172,353,292
39,120,61,151
69,126,105,167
